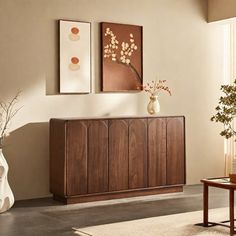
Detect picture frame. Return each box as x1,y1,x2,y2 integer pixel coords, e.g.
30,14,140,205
59,20,91,94
101,22,143,92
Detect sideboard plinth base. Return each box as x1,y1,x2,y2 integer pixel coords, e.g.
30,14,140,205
53,185,183,204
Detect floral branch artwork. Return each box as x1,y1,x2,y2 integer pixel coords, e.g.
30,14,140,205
143,80,172,97
0,92,22,148
104,28,141,84
101,22,142,91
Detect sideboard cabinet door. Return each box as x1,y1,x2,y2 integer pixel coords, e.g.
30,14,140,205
88,120,109,194
66,121,88,196
128,119,148,189
148,118,167,187
166,117,185,185
50,116,185,204
109,119,129,191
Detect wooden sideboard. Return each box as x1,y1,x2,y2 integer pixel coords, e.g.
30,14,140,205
50,116,185,204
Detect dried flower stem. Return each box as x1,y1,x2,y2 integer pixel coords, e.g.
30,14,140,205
116,60,142,84
143,80,171,97
0,92,22,148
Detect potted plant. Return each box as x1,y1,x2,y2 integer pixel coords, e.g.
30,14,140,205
0,92,21,213
211,80,236,182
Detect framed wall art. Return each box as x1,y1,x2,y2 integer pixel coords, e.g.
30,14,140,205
101,22,143,92
59,20,91,93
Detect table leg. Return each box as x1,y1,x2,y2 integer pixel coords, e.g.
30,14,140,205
230,189,234,235
203,183,208,227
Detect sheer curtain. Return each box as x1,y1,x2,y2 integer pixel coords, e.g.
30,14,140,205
224,24,236,176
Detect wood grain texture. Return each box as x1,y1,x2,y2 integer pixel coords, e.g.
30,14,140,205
128,119,148,189
50,116,185,204
109,119,129,191
66,121,88,196
88,120,109,193
166,117,185,185
49,119,67,197
148,118,167,187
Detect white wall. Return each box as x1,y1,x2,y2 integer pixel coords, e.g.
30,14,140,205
0,0,225,200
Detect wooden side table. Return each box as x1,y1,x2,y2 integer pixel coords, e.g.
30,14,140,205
201,177,236,235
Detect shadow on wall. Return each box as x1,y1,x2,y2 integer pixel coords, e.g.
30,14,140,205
3,122,51,201
46,20,60,96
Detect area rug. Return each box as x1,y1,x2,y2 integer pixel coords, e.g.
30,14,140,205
73,208,231,236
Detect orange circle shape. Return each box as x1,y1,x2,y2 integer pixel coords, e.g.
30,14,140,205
71,27,79,34
71,57,79,64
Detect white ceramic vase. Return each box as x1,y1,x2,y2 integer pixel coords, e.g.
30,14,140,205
147,95,160,115
0,149,14,213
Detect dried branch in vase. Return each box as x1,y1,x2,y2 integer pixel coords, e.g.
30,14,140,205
0,92,22,148
143,80,172,97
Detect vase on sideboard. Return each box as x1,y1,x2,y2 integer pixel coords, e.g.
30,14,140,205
0,149,14,213
147,95,160,115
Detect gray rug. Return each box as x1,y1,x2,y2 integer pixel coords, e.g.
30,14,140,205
73,208,231,236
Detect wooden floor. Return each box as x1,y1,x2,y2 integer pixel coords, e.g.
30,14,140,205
0,185,230,236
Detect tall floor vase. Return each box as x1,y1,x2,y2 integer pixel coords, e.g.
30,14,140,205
0,149,14,213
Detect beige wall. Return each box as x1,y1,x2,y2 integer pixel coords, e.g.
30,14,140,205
0,0,225,200
208,0,236,22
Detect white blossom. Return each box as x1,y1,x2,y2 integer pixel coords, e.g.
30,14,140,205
103,28,139,69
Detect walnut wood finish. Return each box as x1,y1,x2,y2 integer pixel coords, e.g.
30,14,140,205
230,189,234,235
128,119,148,189
148,118,167,187
201,178,236,235
166,117,185,185
203,183,208,227
88,120,109,194
54,186,183,204
201,177,236,189
109,119,129,191
50,119,66,196
50,116,185,204
66,121,88,195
